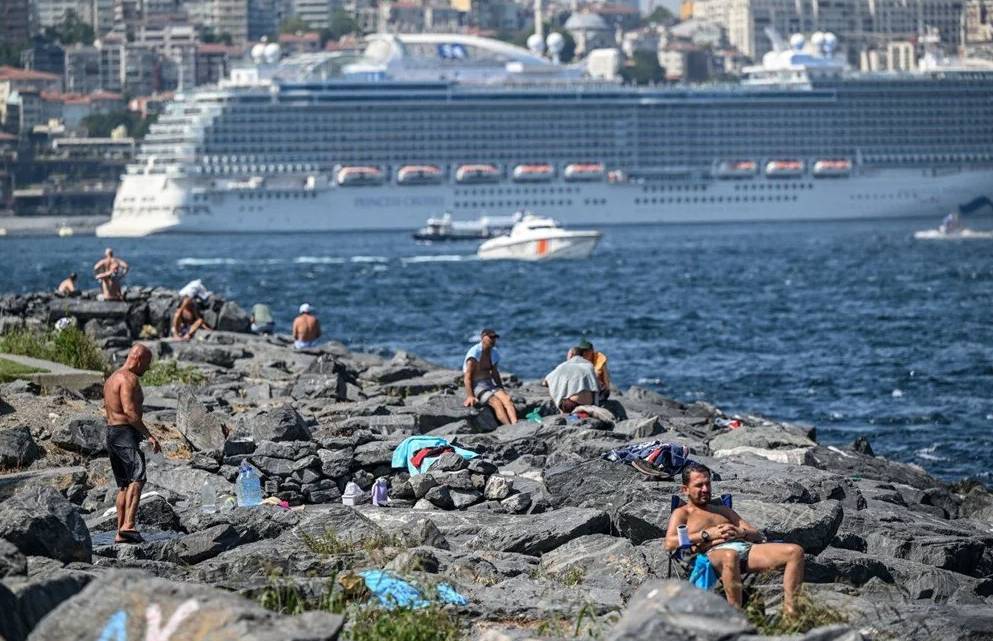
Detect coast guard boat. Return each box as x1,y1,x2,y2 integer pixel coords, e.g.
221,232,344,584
477,213,601,261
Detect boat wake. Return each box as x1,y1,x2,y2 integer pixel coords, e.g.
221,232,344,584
176,257,242,266
401,254,475,264
914,229,993,240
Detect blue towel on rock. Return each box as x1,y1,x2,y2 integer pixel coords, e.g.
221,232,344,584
391,435,479,475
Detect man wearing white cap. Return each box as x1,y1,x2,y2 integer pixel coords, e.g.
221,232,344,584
292,303,322,349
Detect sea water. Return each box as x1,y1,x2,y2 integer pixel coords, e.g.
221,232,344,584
2,216,992,481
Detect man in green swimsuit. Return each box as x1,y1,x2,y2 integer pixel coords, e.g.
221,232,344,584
664,463,806,616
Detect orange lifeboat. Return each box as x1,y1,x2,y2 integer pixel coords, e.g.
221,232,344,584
716,160,758,179
397,164,443,185
563,163,605,182
812,159,851,178
455,164,501,184
336,166,384,186
764,160,805,178
512,163,555,183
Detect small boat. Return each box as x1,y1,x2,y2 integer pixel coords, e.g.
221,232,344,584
455,164,501,184
563,163,605,182
716,160,758,179
812,159,852,178
765,160,804,178
336,166,384,186
0,227,7,236
397,164,443,185
914,211,993,239
57,225,74,237
477,213,601,261
413,212,520,241
512,163,555,183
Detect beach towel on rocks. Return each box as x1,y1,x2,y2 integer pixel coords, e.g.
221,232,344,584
359,570,468,609
603,441,691,477
391,436,478,475
689,554,718,590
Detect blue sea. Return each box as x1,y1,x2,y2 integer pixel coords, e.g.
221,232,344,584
2,217,992,481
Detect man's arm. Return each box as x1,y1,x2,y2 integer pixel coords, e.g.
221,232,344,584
724,509,766,543
663,507,690,551
463,359,476,406
491,364,504,388
314,318,321,338
292,318,301,340
120,377,159,452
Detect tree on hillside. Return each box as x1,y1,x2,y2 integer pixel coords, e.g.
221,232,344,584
621,49,664,85
44,10,94,46
280,16,311,34
643,6,674,25
320,9,360,45
82,111,157,139
201,27,234,45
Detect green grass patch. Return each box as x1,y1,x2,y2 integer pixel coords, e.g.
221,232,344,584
142,359,206,387
535,603,616,639
560,567,585,586
0,326,106,372
745,591,848,635
347,604,460,641
0,356,45,383
258,578,347,616
302,528,403,557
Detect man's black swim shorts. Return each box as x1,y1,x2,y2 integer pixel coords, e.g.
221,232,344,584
106,425,146,488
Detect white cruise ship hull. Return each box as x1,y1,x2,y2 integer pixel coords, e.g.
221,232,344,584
97,165,993,236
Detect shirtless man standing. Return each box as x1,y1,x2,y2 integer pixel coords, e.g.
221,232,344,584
93,248,129,301
665,463,805,615
463,328,518,425
103,344,160,543
292,303,322,349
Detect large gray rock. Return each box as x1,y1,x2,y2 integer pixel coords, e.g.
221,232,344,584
0,538,27,577
165,524,243,563
291,373,347,401
709,424,816,452
0,426,40,468
176,390,228,452
0,486,92,563
733,499,843,554
50,415,106,455
247,405,312,442
540,534,657,598
470,507,611,556
166,342,248,368
203,300,252,333
604,579,752,641
26,570,344,641
318,448,353,479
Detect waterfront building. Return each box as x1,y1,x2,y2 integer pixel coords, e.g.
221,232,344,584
65,44,102,93
248,0,284,40
195,43,242,86
20,39,66,77
564,11,613,56
0,66,61,128
1,0,32,47
32,0,82,30
289,0,335,30
95,32,993,237
279,32,321,54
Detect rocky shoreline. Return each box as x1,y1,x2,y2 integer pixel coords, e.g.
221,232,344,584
1,289,992,641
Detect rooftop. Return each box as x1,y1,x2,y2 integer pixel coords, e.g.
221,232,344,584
0,66,61,82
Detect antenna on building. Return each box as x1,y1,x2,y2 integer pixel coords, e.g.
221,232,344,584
535,0,544,44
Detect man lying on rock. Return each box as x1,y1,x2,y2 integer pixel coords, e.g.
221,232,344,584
664,462,805,616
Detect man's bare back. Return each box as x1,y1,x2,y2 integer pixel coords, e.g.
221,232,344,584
293,314,321,341
104,369,143,427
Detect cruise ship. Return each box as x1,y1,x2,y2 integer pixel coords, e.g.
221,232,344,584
97,31,993,236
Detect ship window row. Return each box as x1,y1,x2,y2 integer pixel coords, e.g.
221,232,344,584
634,195,801,205
455,199,574,209
232,191,318,200
457,187,580,196
731,183,814,191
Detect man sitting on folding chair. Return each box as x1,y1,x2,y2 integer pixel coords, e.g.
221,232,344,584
663,462,805,616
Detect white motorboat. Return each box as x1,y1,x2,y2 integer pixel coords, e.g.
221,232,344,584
477,213,602,261
914,211,993,239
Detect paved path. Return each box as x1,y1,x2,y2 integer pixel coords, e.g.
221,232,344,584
0,352,103,390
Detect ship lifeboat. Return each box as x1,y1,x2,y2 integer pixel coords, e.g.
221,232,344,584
716,160,758,179
764,160,805,178
397,164,443,185
812,159,852,178
512,163,555,183
455,164,501,184
563,163,605,182
336,166,384,186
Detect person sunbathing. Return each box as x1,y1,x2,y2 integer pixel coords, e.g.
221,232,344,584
664,462,805,616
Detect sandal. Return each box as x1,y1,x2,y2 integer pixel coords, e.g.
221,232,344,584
117,530,145,544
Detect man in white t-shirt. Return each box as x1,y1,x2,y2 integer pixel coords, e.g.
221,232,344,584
463,328,518,425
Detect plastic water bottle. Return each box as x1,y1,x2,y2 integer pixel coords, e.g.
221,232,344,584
236,462,262,507
200,479,217,513
371,477,389,507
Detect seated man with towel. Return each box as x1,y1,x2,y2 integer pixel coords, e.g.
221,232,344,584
544,345,599,414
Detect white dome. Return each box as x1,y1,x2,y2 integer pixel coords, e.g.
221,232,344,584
823,32,838,50
564,12,608,31
811,32,826,47
263,43,281,64
789,33,805,50
527,33,545,54
546,32,565,54
251,43,265,63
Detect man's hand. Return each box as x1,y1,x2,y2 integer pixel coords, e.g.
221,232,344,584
705,523,739,545
148,435,161,454
464,396,477,408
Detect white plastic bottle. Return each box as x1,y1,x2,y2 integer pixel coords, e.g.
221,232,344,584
200,479,217,513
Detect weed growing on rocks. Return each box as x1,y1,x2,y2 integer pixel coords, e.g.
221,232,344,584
0,326,106,372
142,359,206,386
257,577,347,615
560,567,585,586
302,529,357,555
745,591,847,635
346,604,460,641
535,603,616,639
